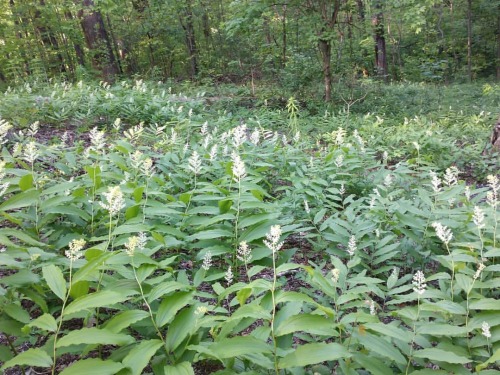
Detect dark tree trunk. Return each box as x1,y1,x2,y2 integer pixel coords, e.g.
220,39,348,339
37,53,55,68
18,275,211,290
179,0,199,79
372,0,388,81
318,38,332,101
467,0,472,82
497,6,499,81
35,0,66,73
78,0,119,79
311,0,340,102
282,4,287,67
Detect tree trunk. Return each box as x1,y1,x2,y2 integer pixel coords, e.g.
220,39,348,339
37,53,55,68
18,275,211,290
467,0,472,82
318,38,332,101
179,0,199,79
282,4,287,67
35,0,66,74
313,0,341,102
497,6,500,81
78,0,119,80
372,0,388,82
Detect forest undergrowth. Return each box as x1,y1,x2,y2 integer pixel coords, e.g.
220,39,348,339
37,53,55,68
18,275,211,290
0,79,498,374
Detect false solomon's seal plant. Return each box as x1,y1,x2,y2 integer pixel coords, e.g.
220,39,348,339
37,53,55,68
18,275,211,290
0,81,498,375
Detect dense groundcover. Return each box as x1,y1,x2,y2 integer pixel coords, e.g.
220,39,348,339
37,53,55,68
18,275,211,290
0,80,499,374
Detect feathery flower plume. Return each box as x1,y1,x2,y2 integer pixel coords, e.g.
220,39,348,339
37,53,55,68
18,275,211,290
142,158,154,177
225,266,234,285
384,174,394,187
27,121,39,137
209,144,218,161
432,222,453,245
113,118,121,131
335,154,344,168
124,236,140,256
250,129,260,145
237,241,252,263
486,175,498,208
382,151,389,164
331,268,340,283
464,186,471,201
232,124,247,148
188,150,202,175
100,186,125,216
481,321,491,338
231,151,246,182
23,141,39,164
0,119,12,145
304,200,310,214
347,235,357,256
473,262,485,280
430,171,442,193
89,127,106,150
130,150,143,170
444,166,459,187
65,239,86,261
202,251,212,271
412,270,427,295
473,206,485,229
264,225,283,254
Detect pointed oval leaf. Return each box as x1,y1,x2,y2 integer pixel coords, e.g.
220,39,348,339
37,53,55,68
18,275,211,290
156,291,194,328
412,348,471,364
104,310,149,333
163,362,195,375
1,348,52,370
122,339,163,375
56,328,134,348
27,313,57,332
64,290,128,317
59,358,124,375
209,336,271,359
165,306,197,352
279,343,351,369
43,264,67,301
275,314,336,337
0,189,40,212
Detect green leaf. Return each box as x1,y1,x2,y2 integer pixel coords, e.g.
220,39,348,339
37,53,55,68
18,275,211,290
218,199,233,214
314,208,327,225
476,348,500,372
185,229,233,241
4,304,31,324
148,281,191,303
42,264,67,301
59,358,124,375
164,362,195,375
165,306,197,352
56,328,134,348
1,348,52,370
0,269,39,286
64,290,128,317
69,280,89,300
104,309,149,333
357,332,406,365
236,288,252,306
156,291,194,327
412,348,471,364
275,314,336,337
18,173,33,191
353,353,394,375
122,339,163,375
469,298,500,310
133,186,145,203
0,189,40,212
417,324,468,337
279,342,351,369
208,336,271,359
27,313,57,332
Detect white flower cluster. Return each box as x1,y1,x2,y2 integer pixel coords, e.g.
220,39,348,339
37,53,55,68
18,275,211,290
264,225,283,254
412,270,426,295
237,241,252,263
65,239,86,261
432,222,453,245
100,186,126,216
